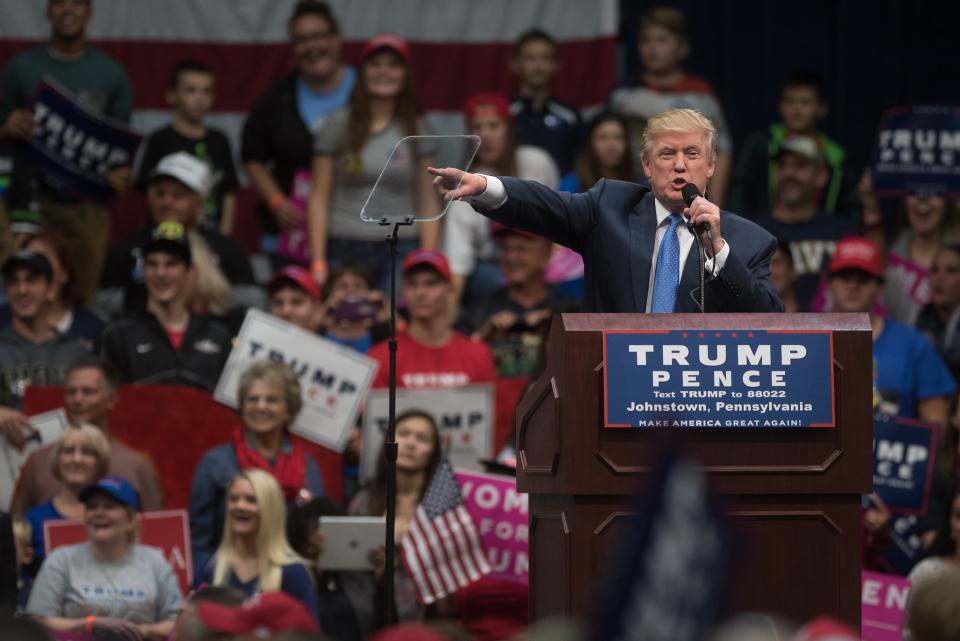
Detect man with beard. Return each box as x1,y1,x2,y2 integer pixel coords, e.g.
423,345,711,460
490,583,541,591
753,136,857,310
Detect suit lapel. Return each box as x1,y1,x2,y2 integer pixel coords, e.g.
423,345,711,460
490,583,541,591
629,193,657,312
677,235,703,312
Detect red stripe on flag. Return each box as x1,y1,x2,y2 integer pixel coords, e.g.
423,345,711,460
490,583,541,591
432,511,470,588
443,509,480,583
400,529,439,604
0,38,615,113
406,514,450,602
418,511,459,594
456,505,493,575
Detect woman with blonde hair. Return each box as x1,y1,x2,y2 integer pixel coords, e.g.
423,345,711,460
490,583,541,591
189,360,325,564
24,424,110,569
197,469,319,623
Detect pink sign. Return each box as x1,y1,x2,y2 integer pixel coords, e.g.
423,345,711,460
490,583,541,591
45,509,193,596
862,570,911,641
455,470,528,584
276,167,312,263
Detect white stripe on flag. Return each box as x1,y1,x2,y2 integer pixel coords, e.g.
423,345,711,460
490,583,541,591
432,511,471,587
456,505,493,574
443,509,481,582
400,533,437,605
416,511,459,594
406,516,448,602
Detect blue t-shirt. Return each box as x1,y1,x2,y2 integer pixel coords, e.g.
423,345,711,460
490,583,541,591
558,172,581,194
25,501,63,563
296,67,356,134
324,331,373,354
752,212,857,310
196,558,319,624
874,319,956,418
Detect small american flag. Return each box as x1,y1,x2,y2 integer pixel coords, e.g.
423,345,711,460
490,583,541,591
400,460,491,604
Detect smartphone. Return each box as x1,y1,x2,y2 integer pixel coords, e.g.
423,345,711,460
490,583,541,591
333,294,379,323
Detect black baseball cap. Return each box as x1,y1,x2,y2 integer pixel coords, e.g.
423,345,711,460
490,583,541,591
142,221,192,265
2,250,53,282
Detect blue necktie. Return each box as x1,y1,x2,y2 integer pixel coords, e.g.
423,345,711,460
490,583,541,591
651,214,683,313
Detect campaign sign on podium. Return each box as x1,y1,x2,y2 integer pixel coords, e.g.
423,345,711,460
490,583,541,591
603,329,835,428
45,510,192,595
215,310,378,451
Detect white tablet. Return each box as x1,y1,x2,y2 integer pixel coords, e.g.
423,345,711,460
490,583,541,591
318,516,386,571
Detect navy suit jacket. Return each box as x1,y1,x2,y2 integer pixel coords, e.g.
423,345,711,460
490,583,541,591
481,177,784,313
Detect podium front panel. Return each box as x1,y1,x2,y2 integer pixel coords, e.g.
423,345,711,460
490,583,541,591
517,313,872,627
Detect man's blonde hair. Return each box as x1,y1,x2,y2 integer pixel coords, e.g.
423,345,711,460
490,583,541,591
640,108,717,163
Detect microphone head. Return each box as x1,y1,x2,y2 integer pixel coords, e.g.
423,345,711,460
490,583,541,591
681,183,702,207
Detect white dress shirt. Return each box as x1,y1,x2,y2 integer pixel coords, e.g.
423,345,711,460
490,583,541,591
469,175,729,311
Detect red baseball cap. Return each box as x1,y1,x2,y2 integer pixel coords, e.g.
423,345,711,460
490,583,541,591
402,248,452,282
369,623,450,641
792,616,861,641
362,32,411,63
267,265,322,301
490,222,544,242
196,592,318,638
828,237,884,279
464,93,513,124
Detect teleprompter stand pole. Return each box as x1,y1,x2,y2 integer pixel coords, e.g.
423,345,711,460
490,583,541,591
381,216,413,625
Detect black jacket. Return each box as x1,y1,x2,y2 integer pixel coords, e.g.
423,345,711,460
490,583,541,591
240,72,314,233
99,312,232,391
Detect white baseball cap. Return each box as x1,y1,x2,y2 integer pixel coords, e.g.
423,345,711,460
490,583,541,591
149,151,211,199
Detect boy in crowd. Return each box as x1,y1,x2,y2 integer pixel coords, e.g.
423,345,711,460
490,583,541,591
458,225,577,378
509,29,583,175
369,249,495,389
99,222,232,391
730,72,855,219
753,136,856,310
827,238,954,424
768,239,800,314
98,152,260,316
0,251,88,412
137,59,239,234
609,6,733,205
267,264,323,333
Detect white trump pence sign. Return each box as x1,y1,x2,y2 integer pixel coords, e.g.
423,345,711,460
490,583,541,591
214,310,378,450
361,385,494,480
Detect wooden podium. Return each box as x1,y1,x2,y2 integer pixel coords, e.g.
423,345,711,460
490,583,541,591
516,313,872,627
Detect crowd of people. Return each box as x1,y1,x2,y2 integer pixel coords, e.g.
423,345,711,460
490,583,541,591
0,0,958,640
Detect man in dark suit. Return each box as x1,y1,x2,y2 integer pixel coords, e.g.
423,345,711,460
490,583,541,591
430,108,782,313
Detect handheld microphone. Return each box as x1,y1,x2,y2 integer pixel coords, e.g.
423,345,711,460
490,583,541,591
681,183,710,234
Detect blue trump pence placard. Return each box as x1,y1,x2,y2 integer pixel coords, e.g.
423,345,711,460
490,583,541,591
602,330,835,428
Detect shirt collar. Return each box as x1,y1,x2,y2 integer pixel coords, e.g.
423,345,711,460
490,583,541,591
654,198,687,227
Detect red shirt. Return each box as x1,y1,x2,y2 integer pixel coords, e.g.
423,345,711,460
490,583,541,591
369,330,496,389
165,327,186,351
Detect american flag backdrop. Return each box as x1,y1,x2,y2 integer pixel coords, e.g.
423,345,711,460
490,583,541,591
401,459,491,604
0,0,618,158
